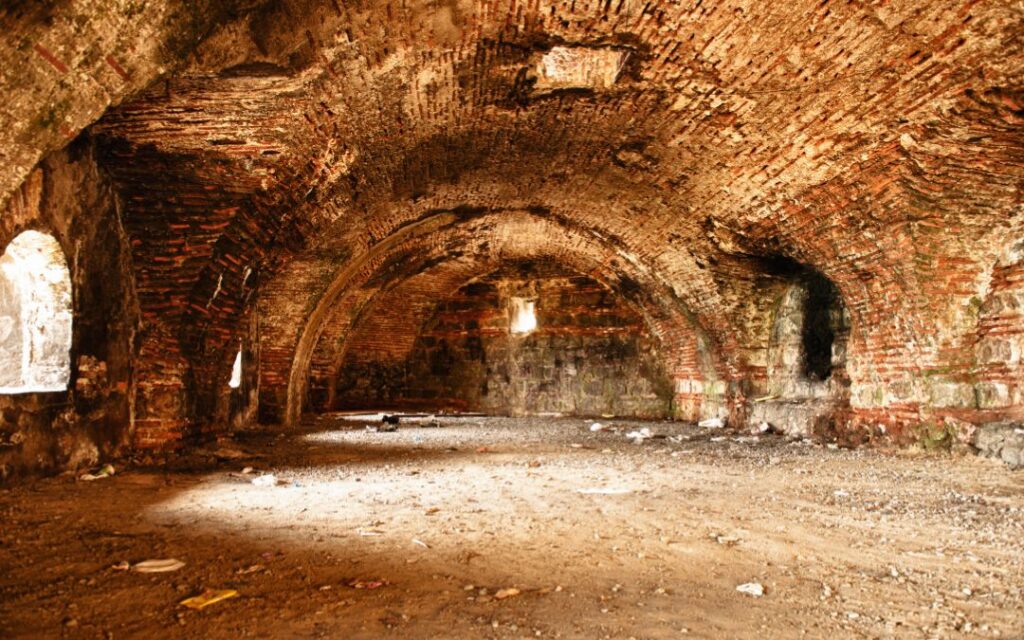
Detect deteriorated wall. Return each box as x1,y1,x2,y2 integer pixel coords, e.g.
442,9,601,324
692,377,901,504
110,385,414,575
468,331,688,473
0,0,1021,472
0,140,138,480
333,263,672,417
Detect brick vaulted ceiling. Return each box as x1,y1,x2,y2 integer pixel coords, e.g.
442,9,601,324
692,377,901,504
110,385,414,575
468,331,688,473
2,0,1022,438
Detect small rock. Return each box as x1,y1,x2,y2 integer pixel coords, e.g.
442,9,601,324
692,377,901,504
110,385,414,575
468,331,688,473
251,474,276,487
736,582,764,597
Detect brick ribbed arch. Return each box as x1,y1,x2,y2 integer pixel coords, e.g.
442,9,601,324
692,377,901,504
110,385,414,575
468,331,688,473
305,226,711,417
273,209,726,428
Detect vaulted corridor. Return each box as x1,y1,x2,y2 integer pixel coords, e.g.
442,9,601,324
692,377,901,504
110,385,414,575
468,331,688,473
0,0,1022,637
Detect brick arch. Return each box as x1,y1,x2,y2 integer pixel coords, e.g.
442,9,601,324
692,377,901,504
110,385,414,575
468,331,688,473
307,242,698,416
276,209,726,427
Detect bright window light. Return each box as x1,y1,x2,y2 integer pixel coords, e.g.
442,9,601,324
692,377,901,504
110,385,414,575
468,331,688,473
510,297,537,334
229,349,242,388
0,231,72,394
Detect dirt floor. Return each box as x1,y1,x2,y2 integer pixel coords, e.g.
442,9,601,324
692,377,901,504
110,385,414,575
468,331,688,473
1,416,1022,639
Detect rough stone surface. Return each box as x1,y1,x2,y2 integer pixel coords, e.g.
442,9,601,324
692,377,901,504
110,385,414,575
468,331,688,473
973,421,1024,469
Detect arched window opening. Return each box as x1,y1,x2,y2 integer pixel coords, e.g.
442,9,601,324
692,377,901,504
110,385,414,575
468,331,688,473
509,297,537,335
229,349,243,389
0,231,72,393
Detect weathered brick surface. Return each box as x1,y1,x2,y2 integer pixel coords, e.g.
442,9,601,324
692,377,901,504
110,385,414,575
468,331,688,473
281,210,717,426
331,262,672,417
0,0,1020,462
0,0,278,209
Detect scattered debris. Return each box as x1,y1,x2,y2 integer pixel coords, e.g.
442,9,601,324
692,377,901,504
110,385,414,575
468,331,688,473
973,421,1024,469
180,588,239,610
626,428,652,443
251,474,277,487
698,417,725,429
736,582,765,597
79,464,115,481
132,559,185,573
348,579,388,589
590,422,607,432
5,415,1022,636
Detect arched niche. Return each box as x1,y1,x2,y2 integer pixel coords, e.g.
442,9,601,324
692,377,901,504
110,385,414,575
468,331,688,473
0,231,72,393
766,270,849,396
751,266,850,436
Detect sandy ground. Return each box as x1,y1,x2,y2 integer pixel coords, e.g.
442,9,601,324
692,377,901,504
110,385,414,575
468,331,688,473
0,415,1022,639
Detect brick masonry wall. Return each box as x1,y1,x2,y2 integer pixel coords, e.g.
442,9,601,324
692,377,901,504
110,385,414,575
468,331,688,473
0,0,1020,461
293,211,716,425
972,245,1024,421
334,263,673,417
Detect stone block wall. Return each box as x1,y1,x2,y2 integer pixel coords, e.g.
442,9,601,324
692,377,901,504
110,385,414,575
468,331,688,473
972,243,1024,421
